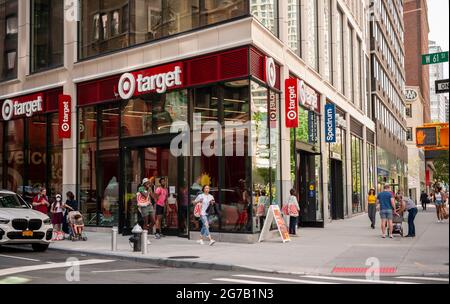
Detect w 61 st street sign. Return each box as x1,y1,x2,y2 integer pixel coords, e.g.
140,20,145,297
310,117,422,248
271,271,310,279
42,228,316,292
422,51,449,65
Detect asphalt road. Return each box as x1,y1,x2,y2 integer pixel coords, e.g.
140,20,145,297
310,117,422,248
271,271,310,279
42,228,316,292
0,245,448,284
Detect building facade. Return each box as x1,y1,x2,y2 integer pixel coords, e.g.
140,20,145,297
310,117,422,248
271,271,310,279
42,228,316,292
429,41,447,123
1,0,377,242
404,86,425,202
371,0,408,195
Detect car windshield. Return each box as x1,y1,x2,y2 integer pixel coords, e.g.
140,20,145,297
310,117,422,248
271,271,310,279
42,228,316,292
0,194,29,209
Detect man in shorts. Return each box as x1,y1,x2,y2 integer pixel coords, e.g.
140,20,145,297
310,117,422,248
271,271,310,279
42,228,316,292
153,177,168,239
377,184,398,238
137,178,155,236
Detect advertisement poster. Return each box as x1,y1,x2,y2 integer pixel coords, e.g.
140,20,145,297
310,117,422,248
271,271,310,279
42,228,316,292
258,205,291,243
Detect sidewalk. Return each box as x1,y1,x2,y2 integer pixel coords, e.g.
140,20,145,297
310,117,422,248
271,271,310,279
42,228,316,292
50,207,449,276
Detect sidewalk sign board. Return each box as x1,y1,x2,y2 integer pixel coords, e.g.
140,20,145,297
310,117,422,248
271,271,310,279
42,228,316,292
258,205,291,243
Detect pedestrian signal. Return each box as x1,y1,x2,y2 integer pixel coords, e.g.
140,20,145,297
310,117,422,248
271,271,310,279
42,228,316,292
416,127,438,147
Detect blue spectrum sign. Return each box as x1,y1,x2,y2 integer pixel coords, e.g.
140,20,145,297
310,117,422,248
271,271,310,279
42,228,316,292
325,104,336,143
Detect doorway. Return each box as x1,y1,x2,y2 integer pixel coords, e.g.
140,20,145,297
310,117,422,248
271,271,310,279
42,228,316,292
120,135,188,237
297,151,322,227
330,159,344,220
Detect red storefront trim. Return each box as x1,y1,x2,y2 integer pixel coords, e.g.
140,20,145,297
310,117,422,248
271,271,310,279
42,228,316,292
77,46,281,107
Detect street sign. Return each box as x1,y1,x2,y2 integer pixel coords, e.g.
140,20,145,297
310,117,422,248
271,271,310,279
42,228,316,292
422,51,449,65
435,79,449,94
416,127,438,147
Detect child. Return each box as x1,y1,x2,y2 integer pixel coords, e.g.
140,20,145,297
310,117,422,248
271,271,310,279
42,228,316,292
68,211,85,240
50,194,64,240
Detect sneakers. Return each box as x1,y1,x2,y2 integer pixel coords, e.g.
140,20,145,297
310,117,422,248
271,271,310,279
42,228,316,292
389,235,394,239
154,233,161,239
209,240,216,246
147,240,152,245
197,240,204,245
381,235,386,238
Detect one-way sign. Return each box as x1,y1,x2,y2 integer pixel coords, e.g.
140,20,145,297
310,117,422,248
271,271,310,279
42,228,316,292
435,79,449,94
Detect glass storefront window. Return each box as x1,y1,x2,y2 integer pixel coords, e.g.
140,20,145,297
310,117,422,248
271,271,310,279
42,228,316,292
6,119,24,197
367,143,376,192
31,0,64,73
0,122,3,188
80,0,248,59
296,107,320,149
79,142,97,225
98,140,119,227
28,115,47,195
79,106,97,143
351,135,363,214
0,0,18,81
250,0,278,36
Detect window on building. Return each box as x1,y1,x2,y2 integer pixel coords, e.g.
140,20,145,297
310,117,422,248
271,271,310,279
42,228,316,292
286,0,300,56
31,0,64,73
406,104,412,118
335,6,344,94
347,23,354,100
323,0,332,83
351,134,363,214
304,0,318,71
251,0,278,36
80,0,249,59
406,127,413,141
0,0,18,81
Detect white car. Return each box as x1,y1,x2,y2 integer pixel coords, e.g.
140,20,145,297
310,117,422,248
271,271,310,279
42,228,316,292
0,190,53,252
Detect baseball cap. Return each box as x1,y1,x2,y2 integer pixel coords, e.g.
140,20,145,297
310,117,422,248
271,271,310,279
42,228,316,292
142,178,150,184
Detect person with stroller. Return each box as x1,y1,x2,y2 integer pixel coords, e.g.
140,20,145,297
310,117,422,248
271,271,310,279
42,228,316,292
404,196,418,238
393,193,406,236
67,210,86,241
376,184,399,239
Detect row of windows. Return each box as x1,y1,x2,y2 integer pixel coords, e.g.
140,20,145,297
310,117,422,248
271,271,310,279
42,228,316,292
385,0,404,43
375,96,406,142
372,22,405,90
372,57,405,119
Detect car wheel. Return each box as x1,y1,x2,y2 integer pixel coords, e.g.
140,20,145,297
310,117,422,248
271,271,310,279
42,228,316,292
32,244,49,252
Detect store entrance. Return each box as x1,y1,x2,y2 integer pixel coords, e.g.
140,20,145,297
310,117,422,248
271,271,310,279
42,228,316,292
330,159,344,220
120,135,187,237
297,151,322,227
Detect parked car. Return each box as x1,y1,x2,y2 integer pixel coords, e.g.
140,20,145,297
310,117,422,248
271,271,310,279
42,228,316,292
0,189,53,252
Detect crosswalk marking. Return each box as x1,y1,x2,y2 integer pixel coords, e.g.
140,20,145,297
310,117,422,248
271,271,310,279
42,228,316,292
396,276,449,282
0,254,40,262
233,274,337,284
303,275,418,284
212,278,273,284
91,268,159,273
0,259,115,277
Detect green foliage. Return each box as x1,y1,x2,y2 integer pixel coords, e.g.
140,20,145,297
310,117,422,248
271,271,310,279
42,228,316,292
433,151,449,185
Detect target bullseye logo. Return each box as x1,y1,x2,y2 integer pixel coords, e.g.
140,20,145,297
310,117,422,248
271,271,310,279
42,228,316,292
265,57,277,88
118,73,136,100
1,99,13,121
287,110,297,121
61,123,70,132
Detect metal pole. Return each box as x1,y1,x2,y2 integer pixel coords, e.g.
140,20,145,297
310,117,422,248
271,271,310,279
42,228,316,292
111,227,118,251
141,230,148,255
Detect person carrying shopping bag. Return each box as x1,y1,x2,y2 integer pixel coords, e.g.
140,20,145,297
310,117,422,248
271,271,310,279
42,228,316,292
287,189,300,236
194,185,216,246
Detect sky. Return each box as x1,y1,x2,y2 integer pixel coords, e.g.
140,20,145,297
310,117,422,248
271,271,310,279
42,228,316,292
427,0,449,78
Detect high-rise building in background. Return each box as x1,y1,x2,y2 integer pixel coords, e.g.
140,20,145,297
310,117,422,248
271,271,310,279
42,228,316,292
429,40,447,123
371,0,408,194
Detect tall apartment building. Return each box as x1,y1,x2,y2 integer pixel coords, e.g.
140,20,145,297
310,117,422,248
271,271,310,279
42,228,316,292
429,40,447,123
1,0,375,241
370,0,408,194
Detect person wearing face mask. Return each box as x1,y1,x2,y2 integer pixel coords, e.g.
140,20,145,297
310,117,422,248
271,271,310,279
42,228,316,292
51,194,65,241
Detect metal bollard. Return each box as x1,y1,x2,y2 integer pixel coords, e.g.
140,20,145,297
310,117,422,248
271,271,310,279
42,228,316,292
111,227,118,251
141,230,148,255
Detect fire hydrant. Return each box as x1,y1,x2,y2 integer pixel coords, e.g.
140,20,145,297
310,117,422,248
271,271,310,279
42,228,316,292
129,224,143,252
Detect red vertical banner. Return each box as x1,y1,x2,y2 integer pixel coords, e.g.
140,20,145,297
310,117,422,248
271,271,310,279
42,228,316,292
58,95,71,139
425,169,430,187
285,78,299,128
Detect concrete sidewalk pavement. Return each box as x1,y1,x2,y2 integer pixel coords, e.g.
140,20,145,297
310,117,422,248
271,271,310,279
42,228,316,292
49,206,449,277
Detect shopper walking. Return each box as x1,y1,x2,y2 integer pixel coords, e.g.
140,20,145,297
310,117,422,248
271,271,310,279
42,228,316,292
433,187,447,223
376,184,398,238
287,189,300,236
154,177,168,239
420,191,429,211
32,187,50,215
137,178,155,237
405,197,418,237
367,189,377,229
194,185,216,246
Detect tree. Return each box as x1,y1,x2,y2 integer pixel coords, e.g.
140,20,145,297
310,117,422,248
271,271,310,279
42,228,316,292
432,151,449,185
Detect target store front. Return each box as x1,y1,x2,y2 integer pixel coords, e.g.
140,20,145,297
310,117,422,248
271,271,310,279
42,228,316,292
75,46,283,241
0,88,67,203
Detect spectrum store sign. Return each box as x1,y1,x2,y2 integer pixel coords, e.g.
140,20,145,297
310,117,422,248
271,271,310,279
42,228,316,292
117,62,183,99
1,93,44,121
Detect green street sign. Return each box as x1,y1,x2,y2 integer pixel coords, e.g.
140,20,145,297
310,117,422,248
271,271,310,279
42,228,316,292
422,51,449,65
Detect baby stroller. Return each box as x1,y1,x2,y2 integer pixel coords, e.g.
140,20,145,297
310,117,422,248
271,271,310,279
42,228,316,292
392,210,404,237
67,211,88,241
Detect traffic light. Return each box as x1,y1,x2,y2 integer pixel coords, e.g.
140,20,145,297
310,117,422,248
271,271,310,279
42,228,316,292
416,127,438,147
440,127,449,148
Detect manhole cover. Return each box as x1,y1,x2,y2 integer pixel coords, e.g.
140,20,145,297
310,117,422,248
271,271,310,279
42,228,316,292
168,256,199,259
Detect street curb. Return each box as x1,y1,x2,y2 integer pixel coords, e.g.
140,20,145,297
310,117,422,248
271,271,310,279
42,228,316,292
49,247,449,278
